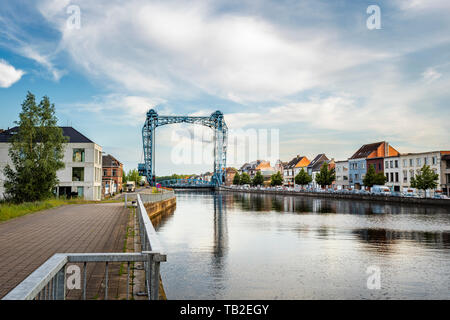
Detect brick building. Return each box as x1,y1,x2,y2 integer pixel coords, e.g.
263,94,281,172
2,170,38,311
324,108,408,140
102,154,123,197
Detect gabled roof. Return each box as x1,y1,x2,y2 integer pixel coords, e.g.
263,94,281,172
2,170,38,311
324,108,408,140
285,155,305,169
0,126,94,143
349,142,384,160
102,154,122,167
307,154,329,170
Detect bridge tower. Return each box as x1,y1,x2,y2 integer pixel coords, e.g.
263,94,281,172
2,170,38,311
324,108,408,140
138,109,228,187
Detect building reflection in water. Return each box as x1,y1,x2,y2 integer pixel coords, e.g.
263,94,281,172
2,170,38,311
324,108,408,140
225,192,450,251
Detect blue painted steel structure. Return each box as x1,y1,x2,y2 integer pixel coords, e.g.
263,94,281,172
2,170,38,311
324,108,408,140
159,178,214,188
138,109,228,187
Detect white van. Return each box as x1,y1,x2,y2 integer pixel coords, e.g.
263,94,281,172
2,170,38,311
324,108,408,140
371,185,391,195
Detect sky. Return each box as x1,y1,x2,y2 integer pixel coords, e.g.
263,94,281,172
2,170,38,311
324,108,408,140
0,0,449,175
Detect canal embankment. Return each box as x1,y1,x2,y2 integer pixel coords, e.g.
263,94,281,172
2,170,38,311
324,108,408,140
129,194,176,300
219,186,450,207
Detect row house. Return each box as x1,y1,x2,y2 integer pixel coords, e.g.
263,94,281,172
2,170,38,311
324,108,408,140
385,151,450,193
102,154,123,197
307,154,329,189
225,167,238,186
334,160,349,189
348,141,399,189
283,155,309,186
0,126,102,200
239,160,270,179
274,159,287,174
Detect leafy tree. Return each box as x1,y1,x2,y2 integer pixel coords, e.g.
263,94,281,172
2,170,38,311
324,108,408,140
3,92,67,202
294,168,312,187
252,171,264,186
363,165,386,188
233,172,240,185
122,169,128,183
270,171,283,186
127,169,142,186
240,172,251,185
315,162,336,188
410,165,439,195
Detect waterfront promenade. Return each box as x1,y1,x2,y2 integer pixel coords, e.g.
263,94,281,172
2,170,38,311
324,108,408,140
0,203,128,299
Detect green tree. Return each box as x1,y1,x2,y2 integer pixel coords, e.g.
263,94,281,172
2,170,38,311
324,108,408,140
294,168,312,187
410,165,439,196
3,92,67,202
270,171,283,186
252,171,264,186
127,169,142,186
233,172,240,185
363,164,386,188
240,172,251,185
315,162,336,188
122,169,128,183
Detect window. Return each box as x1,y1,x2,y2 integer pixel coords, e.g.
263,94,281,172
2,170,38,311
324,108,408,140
103,169,107,176
379,163,382,170
113,169,117,177
72,167,84,181
403,159,407,167
403,170,407,182
73,149,85,162
447,160,450,169
385,161,389,169
424,157,428,165
417,158,421,166
394,160,398,168
390,160,393,168
395,172,399,182
410,159,413,167
386,173,389,182
390,172,394,182
432,156,437,165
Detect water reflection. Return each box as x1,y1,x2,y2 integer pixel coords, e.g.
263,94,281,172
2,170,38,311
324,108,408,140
157,190,450,299
212,193,228,263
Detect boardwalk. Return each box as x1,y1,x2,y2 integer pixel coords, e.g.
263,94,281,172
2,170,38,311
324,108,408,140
0,203,128,299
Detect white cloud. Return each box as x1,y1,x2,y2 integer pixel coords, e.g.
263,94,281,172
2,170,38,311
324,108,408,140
0,59,24,88
39,0,389,103
64,94,167,124
422,68,442,83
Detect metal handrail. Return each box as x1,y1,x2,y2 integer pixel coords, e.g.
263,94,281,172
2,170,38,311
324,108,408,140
2,191,175,300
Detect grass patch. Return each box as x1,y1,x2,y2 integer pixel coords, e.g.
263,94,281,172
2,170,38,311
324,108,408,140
0,198,122,222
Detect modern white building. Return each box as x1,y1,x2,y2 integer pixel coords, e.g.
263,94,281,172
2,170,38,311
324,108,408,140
0,127,102,201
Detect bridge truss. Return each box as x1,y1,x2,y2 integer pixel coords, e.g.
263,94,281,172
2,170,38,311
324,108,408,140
138,109,228,187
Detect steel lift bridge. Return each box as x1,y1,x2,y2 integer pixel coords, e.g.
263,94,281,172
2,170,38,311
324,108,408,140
138,109,228,188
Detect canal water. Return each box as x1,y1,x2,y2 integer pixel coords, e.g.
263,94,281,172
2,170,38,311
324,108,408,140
156,191,450,299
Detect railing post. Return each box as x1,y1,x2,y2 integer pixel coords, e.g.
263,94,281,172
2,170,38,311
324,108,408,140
55,266,66,300
151,260,160,300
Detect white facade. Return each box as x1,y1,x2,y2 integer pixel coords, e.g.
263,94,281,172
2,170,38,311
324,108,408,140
334,160,349,189
0,142,102,201
384,156,401,191
385,152,443,192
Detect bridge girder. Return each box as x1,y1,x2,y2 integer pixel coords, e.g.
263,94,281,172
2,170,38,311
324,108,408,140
139,109,228,187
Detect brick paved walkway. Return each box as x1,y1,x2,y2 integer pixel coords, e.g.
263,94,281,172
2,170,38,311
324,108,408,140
0,203,128,299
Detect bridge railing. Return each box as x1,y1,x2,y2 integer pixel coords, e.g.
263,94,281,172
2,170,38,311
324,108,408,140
2,193,172,300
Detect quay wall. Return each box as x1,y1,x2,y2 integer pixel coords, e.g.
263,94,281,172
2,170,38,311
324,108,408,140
218,186,450,207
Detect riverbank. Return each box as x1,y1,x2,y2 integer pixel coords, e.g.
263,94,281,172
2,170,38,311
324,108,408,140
142,196,176,300
219,186,450,207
